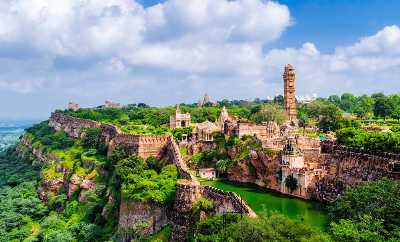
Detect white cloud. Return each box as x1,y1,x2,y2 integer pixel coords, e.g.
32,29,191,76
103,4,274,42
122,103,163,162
263,26,400,96
337,25,400,56
0,0,399,119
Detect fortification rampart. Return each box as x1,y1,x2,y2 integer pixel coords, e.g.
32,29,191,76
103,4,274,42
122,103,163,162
202,186,256,217
49,112,101,138
49,112,257,241
321,141,400,173
49,112,170,159
316,141,400,202
165,139,197,181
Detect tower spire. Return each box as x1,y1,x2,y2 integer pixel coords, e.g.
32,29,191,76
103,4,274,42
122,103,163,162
283,64,297,121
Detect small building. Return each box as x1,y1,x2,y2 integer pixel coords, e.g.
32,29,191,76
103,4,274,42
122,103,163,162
199,168,216,179
170,105,191,129
68,102,80,111
105,100,122,108
235,122,269,140
192,120,219,142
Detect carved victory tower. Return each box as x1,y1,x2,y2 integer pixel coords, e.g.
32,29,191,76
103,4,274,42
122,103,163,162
283,64,297,121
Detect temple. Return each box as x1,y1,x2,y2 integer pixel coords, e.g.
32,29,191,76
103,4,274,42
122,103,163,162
169,105,191,129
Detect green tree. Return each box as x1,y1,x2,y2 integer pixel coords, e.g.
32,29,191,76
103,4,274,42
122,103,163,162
250,103,287,125
391,107,400,121
298,111,310,135
318,104,343,132
82,128,102,149
354,95,374,119
192,198,213,214
285,174,298,193
340,93,357,112
330,215,385,242
328,95,341,107
194,214,331,242
109,145,128,164
329,178,400,230
372,93,393,119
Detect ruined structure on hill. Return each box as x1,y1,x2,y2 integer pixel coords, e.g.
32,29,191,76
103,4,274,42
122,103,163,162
67,102,80,111
104,100,122,108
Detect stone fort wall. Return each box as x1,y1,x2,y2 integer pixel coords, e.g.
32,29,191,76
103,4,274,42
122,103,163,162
316,141,400,202
49,112,170,159
49,112,257,241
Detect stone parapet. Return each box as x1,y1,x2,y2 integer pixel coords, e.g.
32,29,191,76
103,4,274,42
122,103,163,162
316,141,400,202
202,186,256,218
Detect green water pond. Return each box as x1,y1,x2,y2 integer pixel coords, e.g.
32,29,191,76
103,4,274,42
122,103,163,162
201,180,328,230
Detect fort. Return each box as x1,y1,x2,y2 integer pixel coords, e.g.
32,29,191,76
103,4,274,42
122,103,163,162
26,64,400,241
47,111,256,241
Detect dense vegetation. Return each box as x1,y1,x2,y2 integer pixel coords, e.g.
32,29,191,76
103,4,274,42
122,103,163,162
298,93,400,132
191,133,266,173
0,149,115,242
328,178,400,242
116,156,178,204
335,127,400,153
192,213,330,242
324,93,400,120
62,103,251,135
0,119,179,241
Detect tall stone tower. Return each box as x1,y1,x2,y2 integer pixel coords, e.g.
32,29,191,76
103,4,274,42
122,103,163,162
283,64,297,121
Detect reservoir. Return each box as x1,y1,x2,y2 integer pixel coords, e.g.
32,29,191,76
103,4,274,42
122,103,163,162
201,180,328,230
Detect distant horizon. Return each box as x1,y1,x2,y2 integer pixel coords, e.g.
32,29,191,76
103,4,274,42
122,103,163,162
1,90,397,121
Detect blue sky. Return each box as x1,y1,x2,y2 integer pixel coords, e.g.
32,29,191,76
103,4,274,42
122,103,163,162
0,0,399,120
140,0,400,51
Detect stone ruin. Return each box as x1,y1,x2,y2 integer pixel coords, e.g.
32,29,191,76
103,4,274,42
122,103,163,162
104,100,122,108
67,102,80,111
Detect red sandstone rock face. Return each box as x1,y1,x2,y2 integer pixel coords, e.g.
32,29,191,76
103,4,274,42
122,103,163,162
41,178,64,195
68,174,83,198
228,150,280,190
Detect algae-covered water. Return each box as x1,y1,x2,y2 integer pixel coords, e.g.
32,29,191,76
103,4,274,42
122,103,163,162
201,180,328,230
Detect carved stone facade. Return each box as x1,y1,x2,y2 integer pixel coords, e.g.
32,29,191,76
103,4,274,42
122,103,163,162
283,64,297,121
192,121,219,142
170,105,191,129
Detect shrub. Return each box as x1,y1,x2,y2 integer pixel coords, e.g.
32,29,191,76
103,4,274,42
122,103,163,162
193,198,214,214
82,128,102,149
